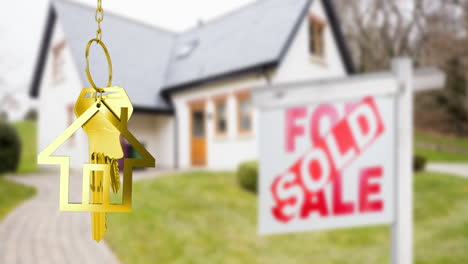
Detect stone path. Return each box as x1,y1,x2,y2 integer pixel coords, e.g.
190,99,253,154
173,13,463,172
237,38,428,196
0,168,174,264
426,163,468,178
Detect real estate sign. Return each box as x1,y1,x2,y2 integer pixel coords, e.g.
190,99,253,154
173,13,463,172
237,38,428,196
255,58,446,264
258,96,395,234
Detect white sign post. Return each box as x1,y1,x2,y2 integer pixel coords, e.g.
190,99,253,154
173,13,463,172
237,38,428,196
254,58,445,264
392,59,414,264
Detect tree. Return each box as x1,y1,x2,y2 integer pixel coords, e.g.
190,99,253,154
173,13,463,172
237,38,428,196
439,57,468,134
335,0,468,135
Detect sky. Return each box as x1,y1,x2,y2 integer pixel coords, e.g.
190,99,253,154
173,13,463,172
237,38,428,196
0,0,254,95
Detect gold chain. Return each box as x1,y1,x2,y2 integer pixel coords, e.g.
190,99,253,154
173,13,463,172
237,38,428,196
85,0,112,93
94,0,104,41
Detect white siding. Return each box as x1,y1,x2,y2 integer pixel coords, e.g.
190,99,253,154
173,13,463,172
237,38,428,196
128,114,175,169
38,24,88,169
273,0,347,83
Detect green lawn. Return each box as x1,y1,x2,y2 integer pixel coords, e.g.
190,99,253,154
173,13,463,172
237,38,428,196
415,148,468,163
13,121,37,173
0,177,36,220
106,171,468,264
415,130,468,162
415,130,468,150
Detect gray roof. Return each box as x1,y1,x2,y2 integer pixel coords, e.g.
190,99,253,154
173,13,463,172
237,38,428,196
165,0,311,88
53,0,176,111
33,0,353,112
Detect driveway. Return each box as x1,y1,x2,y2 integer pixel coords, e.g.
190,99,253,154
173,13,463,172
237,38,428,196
426,163,468,178
0,168,172,264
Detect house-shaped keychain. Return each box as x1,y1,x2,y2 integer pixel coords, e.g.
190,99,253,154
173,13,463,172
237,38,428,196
38,85,155,241
39,0,155,241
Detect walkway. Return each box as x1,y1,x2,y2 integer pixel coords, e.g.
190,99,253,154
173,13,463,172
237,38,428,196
0,168,172,264
427,163,468,178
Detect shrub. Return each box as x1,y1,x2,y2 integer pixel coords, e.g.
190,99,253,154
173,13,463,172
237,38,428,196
413,154,427,172
0,122,21,173
236,160,258,193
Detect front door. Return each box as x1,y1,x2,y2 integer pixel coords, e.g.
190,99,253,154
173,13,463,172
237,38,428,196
190,103,206,166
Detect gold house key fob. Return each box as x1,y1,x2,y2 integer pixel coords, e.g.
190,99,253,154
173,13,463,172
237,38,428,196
37,0,155,243
75,87,133,242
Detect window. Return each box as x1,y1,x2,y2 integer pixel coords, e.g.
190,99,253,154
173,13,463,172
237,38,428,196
308,14,326,58
214,97,228,136
192,110,206,138
176,39,199,59
236,91,252,134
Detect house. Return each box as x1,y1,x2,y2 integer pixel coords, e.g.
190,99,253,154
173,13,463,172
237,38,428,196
30,0,354,170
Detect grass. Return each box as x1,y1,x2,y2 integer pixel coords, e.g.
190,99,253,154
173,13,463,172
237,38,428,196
13,121,37,173
415,130,468,162
415,148,468,163
106,171,468,264
0,177,36,220
415,130,468,150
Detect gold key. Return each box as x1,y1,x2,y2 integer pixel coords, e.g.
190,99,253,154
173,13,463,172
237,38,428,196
38,88,154,242
75,87,133,242
91,153,106,242
89,153,119,241
37,0,155,243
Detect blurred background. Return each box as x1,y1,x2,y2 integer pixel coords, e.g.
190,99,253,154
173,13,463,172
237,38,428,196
1,0,468,263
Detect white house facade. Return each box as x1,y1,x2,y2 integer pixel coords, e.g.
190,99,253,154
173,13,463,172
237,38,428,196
31,0,354,170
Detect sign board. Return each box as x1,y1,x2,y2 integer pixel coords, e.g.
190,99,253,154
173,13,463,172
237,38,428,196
254,58,446,264
258,96,395,234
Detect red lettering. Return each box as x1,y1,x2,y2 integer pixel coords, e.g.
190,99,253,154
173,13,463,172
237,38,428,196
325,121,357,169
332,173,355,216
301,190,329,218
300,148,333,192
271,97,386,223
285,107,306,152
359,166,383,213
348,97,384,151
310,104,339,146
271,172,304,223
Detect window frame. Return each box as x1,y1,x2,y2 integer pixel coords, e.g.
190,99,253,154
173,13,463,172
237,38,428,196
213,95,229,137
236,90,253,135
308,13,326,59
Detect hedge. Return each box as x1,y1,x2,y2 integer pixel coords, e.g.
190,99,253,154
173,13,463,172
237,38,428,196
236,160,258,193
413,154,427,172
0,122,21,173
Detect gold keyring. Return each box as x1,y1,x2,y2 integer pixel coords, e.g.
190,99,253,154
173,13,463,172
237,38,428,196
85,38,112,92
